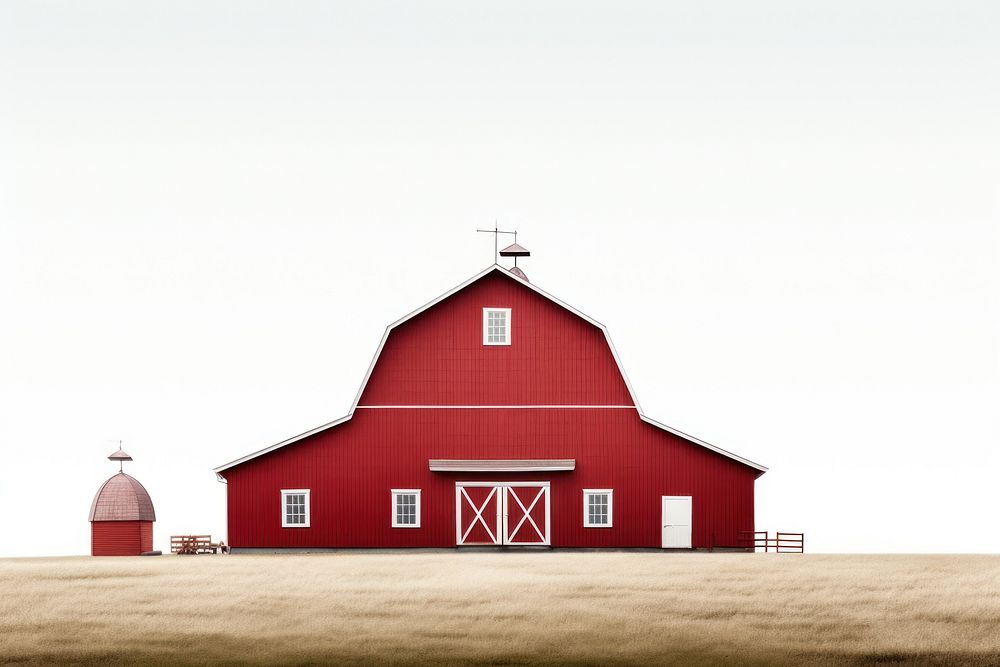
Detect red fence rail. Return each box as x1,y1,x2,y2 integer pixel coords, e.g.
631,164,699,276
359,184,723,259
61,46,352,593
739,531,804,553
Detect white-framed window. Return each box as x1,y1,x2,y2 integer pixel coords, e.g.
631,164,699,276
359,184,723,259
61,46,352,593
281,489,310,528
583,489,613,528
392,489,421,528
482,308,511,346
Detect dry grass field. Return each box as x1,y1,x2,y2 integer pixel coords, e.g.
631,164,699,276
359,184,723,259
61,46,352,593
1,553,999,666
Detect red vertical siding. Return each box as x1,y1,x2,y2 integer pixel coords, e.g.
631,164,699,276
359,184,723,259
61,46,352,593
91,521,152,556
225,409,755,549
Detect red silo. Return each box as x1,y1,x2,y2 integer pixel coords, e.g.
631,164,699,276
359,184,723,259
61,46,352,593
89,447,156,556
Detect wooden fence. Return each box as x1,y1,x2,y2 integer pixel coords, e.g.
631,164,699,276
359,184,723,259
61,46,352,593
739,531,804,553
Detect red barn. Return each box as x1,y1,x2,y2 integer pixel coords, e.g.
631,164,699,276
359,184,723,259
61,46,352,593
215,264,766,550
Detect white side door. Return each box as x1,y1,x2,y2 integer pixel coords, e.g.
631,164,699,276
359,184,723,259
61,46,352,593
661,496,692,548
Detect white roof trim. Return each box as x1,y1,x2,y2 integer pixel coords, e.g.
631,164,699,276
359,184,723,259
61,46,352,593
214,414,352,473
214,265,767,475
639,415,768,473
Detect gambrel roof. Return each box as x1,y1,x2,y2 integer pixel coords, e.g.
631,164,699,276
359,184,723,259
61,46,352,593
215,265,767,475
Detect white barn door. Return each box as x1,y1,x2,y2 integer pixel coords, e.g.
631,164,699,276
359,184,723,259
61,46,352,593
661,496,692,548
455,485,502,545
503,485,550,546
456,482,550,546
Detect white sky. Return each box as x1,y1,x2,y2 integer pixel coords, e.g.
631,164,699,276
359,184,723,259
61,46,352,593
1,1,998,556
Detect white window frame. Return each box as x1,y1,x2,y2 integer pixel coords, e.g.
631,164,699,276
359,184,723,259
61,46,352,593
391,488,422,528
583,489,613,528
482,307,512,346
281,489,311,528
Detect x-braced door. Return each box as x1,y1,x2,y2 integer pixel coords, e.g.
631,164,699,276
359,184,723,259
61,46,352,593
456,482,550,546
503,484,549,545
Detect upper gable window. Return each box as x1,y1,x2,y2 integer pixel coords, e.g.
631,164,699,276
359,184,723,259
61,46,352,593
483,308,511,346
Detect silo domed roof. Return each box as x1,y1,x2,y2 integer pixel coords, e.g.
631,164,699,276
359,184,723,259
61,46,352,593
88,473,156,522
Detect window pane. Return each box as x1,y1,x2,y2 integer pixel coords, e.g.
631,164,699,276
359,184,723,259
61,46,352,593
587,493,610,525
284,492,308,525
395,493,418,525
485,310,509,344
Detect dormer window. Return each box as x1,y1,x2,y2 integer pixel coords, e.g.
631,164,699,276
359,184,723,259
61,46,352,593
483,308,511,346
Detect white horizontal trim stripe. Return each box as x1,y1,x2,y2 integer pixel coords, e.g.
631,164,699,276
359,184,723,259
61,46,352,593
357,405,635,409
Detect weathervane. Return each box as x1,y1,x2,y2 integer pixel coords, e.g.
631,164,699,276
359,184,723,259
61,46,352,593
477,223,531,280
476,223,518,264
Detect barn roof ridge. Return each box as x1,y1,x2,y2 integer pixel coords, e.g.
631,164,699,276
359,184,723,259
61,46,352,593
214,264,767,475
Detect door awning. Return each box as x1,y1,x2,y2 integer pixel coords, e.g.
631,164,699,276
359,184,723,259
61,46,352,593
429,459,575,472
